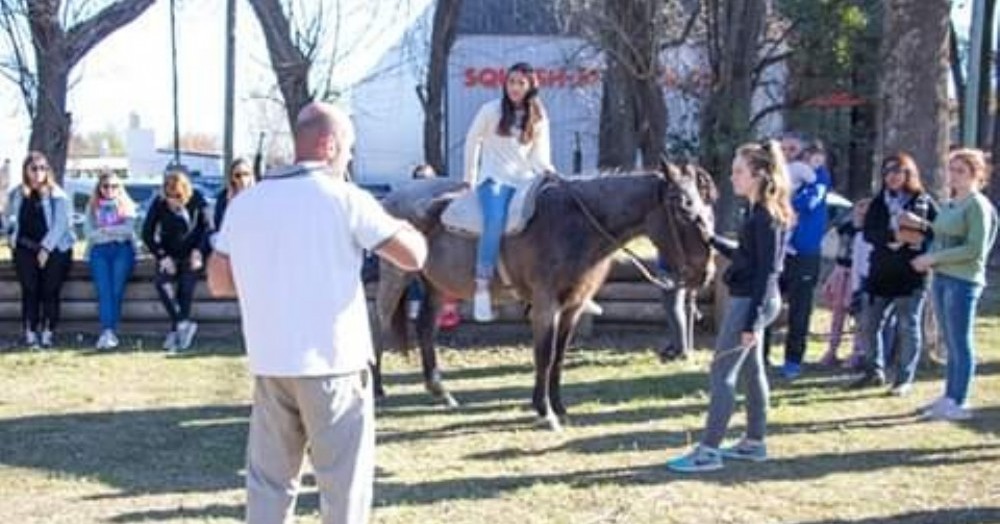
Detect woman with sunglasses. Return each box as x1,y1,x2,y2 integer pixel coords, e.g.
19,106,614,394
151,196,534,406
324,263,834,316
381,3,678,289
142,169,210,353
849,153,938,394
85,172,138,350
212,158,256,236
5,151,75,349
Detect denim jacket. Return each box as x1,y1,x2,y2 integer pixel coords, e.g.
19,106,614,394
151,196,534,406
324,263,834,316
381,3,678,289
5,185,76,253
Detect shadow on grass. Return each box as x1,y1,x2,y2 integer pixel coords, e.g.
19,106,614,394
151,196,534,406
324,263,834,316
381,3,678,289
797,507,1000,524
0,404,248,498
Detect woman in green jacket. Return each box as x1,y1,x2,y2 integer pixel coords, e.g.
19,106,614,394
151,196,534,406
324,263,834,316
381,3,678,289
911,148,998,421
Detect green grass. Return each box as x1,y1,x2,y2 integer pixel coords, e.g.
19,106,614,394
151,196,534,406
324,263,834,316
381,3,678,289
0,307,998,523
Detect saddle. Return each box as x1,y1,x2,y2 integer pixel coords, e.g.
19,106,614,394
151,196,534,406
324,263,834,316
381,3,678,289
440,176,549,238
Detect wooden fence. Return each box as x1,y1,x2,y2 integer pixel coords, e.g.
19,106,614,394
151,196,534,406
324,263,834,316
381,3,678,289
0,257,724,336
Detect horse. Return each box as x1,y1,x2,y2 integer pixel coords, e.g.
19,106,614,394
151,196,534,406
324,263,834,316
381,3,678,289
372,161,717,430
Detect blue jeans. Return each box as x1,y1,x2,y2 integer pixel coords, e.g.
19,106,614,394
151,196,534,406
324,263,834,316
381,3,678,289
475,179,516,280
863,290,925,386
931,273,983,406
89,242,136,330
702,295,781,447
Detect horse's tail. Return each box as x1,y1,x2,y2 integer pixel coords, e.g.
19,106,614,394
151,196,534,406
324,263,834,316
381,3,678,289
374,259,413,357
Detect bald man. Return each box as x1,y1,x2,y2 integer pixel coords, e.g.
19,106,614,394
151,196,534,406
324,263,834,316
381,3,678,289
208,102,427,524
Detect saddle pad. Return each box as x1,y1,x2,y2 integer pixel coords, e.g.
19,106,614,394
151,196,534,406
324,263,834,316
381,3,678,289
440,176,546,237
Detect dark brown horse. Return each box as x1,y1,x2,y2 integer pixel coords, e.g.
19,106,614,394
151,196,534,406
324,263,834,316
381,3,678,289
373,162,716,430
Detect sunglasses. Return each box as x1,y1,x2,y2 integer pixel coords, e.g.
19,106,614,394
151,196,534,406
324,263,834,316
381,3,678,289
29,164,49,172
882,167,911,177
101,183,121,190
233,170,253,178
166,193,183,200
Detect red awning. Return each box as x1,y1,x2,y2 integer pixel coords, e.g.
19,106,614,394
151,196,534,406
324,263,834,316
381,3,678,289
803,91,867,108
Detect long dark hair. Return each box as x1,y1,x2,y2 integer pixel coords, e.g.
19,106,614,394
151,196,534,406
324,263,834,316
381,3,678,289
498,62,544,144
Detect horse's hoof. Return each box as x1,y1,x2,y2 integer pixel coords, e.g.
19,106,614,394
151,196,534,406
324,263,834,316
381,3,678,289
535,414,563,432
440,392,460,409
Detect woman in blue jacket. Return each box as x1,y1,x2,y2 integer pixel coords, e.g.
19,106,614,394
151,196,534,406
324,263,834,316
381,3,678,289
6,151,76,349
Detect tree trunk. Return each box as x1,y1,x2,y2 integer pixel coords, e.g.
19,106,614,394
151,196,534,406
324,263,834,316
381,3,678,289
991,4,1000,268
597,0,665,170
948,21,966,137
29,56,71,184
247,0,313,135
17,0,156,183
420,0,463,175
976,0,997,148
699,0,766,232
875,0,950,192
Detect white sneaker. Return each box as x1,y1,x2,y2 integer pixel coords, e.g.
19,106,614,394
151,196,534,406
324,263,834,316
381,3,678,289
96,330,110,350
177,320,198,350
581,299,604,316
473,287,494,323
25,330,40,350
107,331,120,349
40,330,54,349
921,398,972,421
163,331,179,352
916,396,947,416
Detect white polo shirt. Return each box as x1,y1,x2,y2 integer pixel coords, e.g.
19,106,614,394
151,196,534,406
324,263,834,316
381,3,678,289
215,164,404,377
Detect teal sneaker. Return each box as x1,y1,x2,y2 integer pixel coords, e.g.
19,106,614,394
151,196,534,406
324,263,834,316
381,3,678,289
720,438,768,463
665,444,723,473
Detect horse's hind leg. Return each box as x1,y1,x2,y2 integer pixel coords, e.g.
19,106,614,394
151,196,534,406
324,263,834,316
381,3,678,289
415,286,458,408
373,261,412,402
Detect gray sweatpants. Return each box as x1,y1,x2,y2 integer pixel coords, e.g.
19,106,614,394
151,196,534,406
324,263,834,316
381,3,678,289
702,296,781,448
246,371,374,524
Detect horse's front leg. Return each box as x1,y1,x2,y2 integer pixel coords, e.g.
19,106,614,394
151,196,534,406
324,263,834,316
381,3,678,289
530,301,562,430
415,286,458,408
549,304,584,423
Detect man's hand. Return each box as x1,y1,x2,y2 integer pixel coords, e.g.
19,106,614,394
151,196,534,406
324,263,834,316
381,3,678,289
36,248,49,268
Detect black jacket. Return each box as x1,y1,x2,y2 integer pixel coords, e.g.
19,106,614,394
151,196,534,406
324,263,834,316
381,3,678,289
142,190,210,260
864,189,938,297
712,204,789,332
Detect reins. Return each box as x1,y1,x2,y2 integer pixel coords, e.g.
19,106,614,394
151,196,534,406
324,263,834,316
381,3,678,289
549,175,680,293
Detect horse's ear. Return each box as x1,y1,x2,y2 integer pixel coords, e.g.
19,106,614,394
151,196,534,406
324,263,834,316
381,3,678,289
659,156,681,183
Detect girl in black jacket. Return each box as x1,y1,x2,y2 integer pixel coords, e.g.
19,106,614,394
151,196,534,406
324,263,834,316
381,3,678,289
850,153,937,393
142,170,210,353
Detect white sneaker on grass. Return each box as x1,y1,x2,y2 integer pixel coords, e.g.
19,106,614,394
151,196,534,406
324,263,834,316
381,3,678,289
25,330,40,350
177,320,198,350
163,331,179,353
40,330,54,349
922,398,972,422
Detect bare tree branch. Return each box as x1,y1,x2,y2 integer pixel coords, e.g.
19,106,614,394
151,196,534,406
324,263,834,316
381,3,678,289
65,0,155,67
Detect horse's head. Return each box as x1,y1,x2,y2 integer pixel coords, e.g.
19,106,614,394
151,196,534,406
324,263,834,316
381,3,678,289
646,160,717,289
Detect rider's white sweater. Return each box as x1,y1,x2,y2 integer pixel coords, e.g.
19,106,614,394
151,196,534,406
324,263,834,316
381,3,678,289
463,99,555,187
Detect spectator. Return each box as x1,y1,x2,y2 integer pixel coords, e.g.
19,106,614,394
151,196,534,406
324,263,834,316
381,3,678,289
666,140,792,473
85,172,137,350
5,151,75,349
207,102,427,523
656,257,696,361
212,158,256,240
769,133,829,380
407,163,462,330
912,148,998,421
142,169,210,353
850,153,937,395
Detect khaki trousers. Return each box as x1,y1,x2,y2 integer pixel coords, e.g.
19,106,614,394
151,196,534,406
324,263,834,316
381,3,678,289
246,371,374,524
